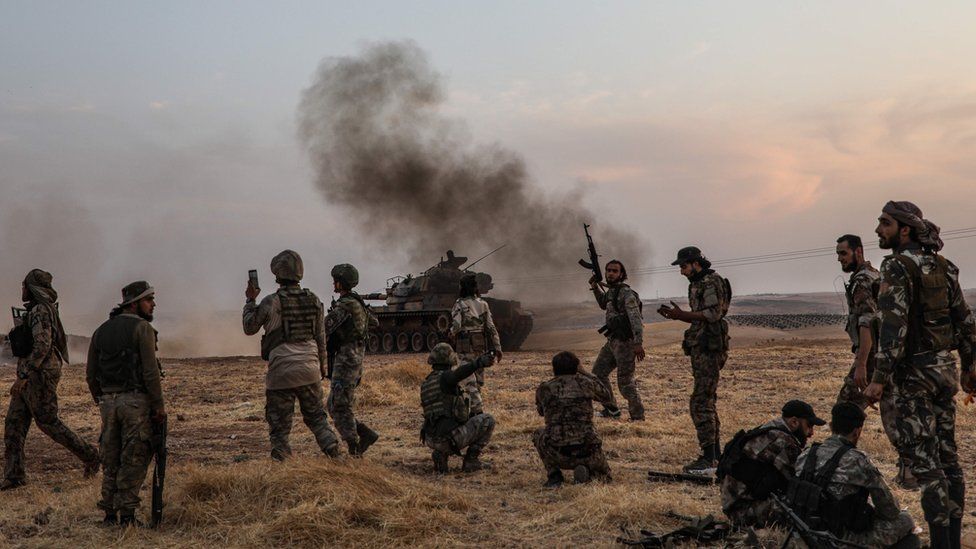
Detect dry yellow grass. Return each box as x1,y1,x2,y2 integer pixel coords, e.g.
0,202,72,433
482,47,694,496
0,328,972,547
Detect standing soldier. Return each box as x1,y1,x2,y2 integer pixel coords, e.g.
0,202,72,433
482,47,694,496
450,272,502,416
420,343,495,473
589,260,646,421
2,269,99,491
864,201,976,548
326,263,379,457
658,247,731,474
86,281,165,527
834,234,913,488
534,351,615,487
243,250,341,460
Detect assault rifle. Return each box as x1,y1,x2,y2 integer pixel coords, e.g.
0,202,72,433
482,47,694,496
579,223,602,285
150,416,168,528
647,470,716,485
770,493,867,549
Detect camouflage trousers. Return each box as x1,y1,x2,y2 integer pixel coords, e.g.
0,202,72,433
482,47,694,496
843,510,916,548
327,342,372,444
97,392,152,514
893,363,964,527
266,382,339,460
458,351,485,416
592,338,645,419
725,498,783,528
836,363,902,457
532,427,610,478
4,366,98,482
424,413,495,456
690,351,725,449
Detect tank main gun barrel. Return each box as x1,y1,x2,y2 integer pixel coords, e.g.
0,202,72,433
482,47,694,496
360,292,387,301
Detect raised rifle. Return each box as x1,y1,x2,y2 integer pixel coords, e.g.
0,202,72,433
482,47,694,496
579,223,602,285
647,470,716,485
769,493,867,549
325,298,337,379
150,416,168,528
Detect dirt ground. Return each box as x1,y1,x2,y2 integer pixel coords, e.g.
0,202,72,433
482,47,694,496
0,324,973,547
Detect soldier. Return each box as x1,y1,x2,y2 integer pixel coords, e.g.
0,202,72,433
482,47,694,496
658,246,731,474
792,403,920,549
325,263,379,456
533,351,614,488
420,343,495,473
719,400,823,527
589,260,645,421
834,233,913,489
86,281,166,527
449,272,502,416
243,250,340,460
864,201,975,548
2,269,99,491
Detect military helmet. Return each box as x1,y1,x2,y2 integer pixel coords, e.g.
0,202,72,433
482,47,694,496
331,263,359,289
428,342,458,368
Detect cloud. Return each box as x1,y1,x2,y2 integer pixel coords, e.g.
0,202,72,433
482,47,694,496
149,100,170,110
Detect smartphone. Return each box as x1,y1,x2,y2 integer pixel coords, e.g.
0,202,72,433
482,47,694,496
248,269,259,290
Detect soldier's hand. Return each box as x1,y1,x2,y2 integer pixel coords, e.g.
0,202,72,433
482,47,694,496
245,280,260,301
634,345,646,362
863,382,884,404
9,378,26,397
961,370,976,394
588,275,599,289
853,363,869,390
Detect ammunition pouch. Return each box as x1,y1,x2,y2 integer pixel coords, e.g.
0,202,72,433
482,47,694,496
260,329,283,361
602,316,633,341
455,331,487,354
699,320,729,353
891,254,955,356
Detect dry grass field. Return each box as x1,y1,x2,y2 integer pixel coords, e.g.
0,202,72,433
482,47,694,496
0,322,973,547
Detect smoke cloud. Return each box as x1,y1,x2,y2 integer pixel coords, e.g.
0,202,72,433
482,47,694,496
297,41,646,293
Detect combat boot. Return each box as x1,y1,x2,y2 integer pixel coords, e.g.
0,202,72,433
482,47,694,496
683,444,718,475
0,479,25,491
544,470,564,488
356,423,379,456
461,449,489,473
431,450,449,474
597,406,622,419
573,465,591,484
101,511,118,527
346,438,360,457
119,514,145,528
323,443,341,459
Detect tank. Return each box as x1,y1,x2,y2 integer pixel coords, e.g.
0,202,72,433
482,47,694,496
360,251,534,354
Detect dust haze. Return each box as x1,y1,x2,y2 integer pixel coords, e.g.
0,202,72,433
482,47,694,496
297,41,647,294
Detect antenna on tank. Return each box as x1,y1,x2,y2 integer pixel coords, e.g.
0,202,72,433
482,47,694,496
462,244,508,271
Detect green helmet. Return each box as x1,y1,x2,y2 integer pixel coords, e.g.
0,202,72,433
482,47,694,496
331,263,359,289
427,342,458,368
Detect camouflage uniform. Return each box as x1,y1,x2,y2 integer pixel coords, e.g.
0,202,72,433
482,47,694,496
4,284,99,485
720,417,803,527
533,371,613,479
86,310,165,516
683,270,730,450
795,434,916,547
874,244,975,527
325,293,376,450
243,283,340,460
591,283,645,419
450,295,501,415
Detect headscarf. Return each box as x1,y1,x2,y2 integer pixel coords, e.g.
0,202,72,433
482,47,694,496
22,269,69,362
882,200,944,252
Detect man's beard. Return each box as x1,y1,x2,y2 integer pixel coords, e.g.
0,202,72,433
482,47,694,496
841,259,859,273
878,234,894,249
138,310,154,322
791,427,809,447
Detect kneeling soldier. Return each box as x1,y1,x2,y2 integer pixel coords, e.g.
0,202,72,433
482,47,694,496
533,351,614,487
420,343,495,473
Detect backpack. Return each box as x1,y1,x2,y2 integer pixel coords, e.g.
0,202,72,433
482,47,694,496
8,322,33,358
889,254,955,355
717,425,791,498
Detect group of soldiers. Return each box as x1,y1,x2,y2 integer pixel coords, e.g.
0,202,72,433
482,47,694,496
1,200,974,549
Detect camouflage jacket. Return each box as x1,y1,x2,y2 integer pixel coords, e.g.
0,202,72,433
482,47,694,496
845,262,880,356
720,417,803,513
535,371,614,447
795,434,901,521
17,302,64,377
684,270,730,353
594,283,643,344
874,245,976,383
450,296,501,350
325,293,370,348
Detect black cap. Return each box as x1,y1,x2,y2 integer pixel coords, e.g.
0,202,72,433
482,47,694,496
831,402,866,428
671,246,704,266
782,400,827,426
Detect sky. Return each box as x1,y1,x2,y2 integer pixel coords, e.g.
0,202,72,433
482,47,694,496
1,1,975,335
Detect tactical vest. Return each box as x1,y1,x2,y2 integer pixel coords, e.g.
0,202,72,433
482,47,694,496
261,287,320,360
890,254,955,357
420,370,469,435
716,424,792,498
332,293,372,347
602,286,641,341
94,315,151,393
786,442,872,536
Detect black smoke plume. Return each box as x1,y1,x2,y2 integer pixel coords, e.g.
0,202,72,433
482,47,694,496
297,41,645,293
